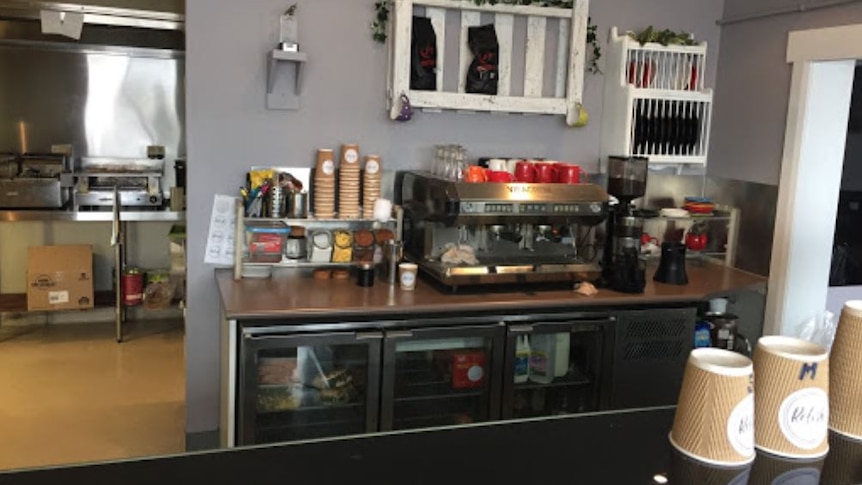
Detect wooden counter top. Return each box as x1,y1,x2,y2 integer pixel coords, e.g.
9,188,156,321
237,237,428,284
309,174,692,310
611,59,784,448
216,262,766,320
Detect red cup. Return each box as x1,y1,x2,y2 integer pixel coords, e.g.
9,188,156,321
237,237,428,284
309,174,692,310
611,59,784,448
487,170,514,183
535,163,559,183
515,161,537,183
558,164,587,184
463,165,487,183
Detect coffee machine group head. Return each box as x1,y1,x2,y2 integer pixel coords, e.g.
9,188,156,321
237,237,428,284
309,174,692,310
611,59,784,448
603,156,649,293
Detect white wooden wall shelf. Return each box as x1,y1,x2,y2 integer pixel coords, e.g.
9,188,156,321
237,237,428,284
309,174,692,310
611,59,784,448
267,49,307,110
600,27,714,166
386,0,589,125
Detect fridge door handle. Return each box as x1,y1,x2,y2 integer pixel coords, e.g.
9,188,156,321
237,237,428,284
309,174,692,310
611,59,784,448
355,331,384,341
386,330,414,339
509,325,534,334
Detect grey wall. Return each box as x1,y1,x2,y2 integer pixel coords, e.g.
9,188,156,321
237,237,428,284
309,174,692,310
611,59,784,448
185,0,725,435
709,0,862,185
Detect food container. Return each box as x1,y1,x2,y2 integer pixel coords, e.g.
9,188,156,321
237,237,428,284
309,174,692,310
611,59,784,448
285,227,307,260
143,269,175,310
122,268,144,307
245,220,290,263
452,351,486,389
308,230,333,263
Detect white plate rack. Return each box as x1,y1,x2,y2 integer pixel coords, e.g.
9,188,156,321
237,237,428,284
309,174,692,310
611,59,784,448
386,0,589,125
600,27,714,166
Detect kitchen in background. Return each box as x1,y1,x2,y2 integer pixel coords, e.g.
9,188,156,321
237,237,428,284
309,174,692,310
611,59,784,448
0,5,187,326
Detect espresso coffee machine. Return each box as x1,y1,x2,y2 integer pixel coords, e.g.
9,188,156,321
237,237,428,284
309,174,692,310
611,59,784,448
602,156,648,293
401,171,609,289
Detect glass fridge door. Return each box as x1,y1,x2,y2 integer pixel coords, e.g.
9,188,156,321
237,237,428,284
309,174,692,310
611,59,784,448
239,331,382,446
503,318,611,420
381,324,505,431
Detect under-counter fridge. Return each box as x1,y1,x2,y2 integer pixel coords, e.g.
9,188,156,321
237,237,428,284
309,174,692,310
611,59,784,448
238,329,383,445
238,321,506,446
379,324,505,431
501,314,613,419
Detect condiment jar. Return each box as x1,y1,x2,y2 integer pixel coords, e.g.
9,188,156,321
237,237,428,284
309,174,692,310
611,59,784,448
357,262,375,287
285,226,307,260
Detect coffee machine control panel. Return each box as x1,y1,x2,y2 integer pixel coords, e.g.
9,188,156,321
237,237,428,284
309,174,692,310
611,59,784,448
459,201,603,216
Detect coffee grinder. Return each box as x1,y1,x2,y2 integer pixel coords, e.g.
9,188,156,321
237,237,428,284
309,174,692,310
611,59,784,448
602,156,649,293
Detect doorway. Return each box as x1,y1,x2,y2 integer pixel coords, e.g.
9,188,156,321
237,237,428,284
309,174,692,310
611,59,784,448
765,24,862,336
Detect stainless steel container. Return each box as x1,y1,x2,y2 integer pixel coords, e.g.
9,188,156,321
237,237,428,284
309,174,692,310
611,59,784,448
287,191,308,219
267,186,286,218
381,240,404,285
0,178,65,208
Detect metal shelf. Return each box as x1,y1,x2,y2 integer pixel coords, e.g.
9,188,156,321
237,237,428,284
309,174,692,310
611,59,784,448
243,261,364,269
246,217,392,228
513,371,592,391
0,291,115,313
658,215,732,222
0,210,185,222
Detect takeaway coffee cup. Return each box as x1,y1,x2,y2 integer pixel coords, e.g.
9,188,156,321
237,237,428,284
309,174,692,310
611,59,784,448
748,453,824,485
829,300,862,440
821,429,862,484
754,336,830,459
398,263,418,291
669,449,752,485
670,348,755,467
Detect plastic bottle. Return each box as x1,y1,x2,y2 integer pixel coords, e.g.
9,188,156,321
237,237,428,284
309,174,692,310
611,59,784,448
529,334,556,384
514,335,531,384
553,333,571,378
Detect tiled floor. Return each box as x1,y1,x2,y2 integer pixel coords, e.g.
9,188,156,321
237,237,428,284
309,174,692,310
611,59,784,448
0,320,185,471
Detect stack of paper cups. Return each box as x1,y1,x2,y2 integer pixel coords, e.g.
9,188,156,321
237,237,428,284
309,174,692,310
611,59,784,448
748,452,824,484
821,429,862,484
670,348,755,467
338,144,361,219
830,300,862,440
754,336,829,459
313,149,336,219
669,450,752,484
363,155,382,220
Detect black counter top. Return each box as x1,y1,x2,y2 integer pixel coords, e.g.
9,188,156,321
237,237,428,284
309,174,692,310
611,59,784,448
2,406,859,484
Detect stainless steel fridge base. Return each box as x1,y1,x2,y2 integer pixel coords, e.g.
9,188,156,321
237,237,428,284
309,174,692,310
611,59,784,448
75,190,164,208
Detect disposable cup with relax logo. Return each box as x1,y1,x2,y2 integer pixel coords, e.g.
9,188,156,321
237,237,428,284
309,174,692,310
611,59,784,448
398,263,418,291
748,452,824,485
830,300,862,440
754,336,829,459
670,348,755,467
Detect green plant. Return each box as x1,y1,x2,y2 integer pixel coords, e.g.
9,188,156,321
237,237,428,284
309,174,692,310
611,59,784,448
627,26,697,46
371,0,389,43
370,0,602,75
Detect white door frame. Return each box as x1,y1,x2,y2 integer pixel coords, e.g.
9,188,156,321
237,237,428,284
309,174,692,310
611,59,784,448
764,24,862,336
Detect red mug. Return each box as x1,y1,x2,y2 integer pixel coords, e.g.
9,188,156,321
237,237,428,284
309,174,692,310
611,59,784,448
558,164,587,184
534,163,559,183
640,233,659,245
685,231,708,251
463,165,487,183
515,161,537,183
487,170,514,183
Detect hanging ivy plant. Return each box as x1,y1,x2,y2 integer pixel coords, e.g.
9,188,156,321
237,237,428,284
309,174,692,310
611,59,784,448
370,0,602,75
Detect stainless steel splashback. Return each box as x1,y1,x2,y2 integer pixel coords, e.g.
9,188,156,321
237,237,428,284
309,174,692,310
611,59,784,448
0,17,185,185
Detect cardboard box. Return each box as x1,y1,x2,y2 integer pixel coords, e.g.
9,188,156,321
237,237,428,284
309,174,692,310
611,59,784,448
27,245,94,312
